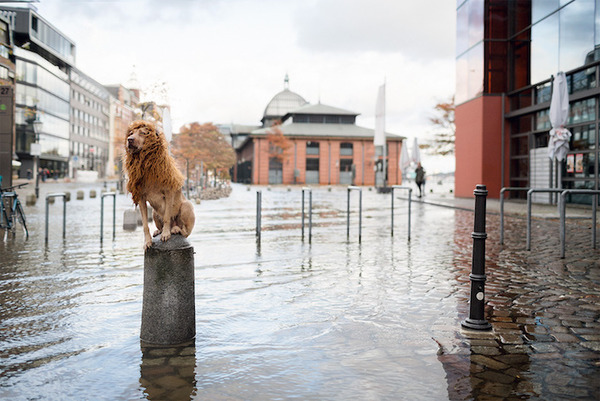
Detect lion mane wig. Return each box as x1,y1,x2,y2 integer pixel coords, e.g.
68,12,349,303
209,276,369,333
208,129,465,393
123,120,184,205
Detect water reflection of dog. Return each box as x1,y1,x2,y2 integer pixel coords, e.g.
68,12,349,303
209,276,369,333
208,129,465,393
139,343,196,400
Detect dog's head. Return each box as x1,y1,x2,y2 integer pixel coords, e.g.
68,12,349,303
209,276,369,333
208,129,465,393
126,120,160,154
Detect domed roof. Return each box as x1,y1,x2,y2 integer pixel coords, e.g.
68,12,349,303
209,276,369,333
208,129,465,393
263,89,308,119
262,75,308,124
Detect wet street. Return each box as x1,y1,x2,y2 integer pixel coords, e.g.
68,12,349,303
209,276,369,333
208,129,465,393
0,182,598,400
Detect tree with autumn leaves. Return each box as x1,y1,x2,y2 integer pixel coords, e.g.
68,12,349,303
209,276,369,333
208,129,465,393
267,123,292,165
171,122,236,188
422,96,455,156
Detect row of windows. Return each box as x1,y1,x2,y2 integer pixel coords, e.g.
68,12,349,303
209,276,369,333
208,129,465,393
16,58,69,100
31,16,75,64
71,88,109,115
293,115,355,124
456,0,600,104
71,141,107,160
16,83,70,120
305,141,355,156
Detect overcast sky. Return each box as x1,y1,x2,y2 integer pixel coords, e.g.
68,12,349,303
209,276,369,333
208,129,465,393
29,0,457,173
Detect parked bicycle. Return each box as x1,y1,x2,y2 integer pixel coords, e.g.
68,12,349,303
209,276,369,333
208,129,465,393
0,183,29,238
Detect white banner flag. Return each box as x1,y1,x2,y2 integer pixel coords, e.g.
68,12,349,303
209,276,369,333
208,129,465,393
374,84,386,146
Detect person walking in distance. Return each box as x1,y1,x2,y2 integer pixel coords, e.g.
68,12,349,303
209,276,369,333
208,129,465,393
415,162,426,198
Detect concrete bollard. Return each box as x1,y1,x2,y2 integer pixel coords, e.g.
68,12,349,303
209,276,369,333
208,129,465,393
90,190,97,198
195,198,201,204
123,209,138,230
48,196,55,204
26,194,36,206
141,235,195,345
65,192,71,202
77,190,84,200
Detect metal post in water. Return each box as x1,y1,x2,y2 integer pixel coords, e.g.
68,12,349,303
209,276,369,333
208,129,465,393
346,188,350,239
101,195,105,243
358,188,362,243
301,189,305,239
461,185,492,331
141,235,195,345
256,190,262,243
308,189,312,244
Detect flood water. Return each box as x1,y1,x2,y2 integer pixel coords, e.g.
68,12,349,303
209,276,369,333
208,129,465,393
0,183,598,400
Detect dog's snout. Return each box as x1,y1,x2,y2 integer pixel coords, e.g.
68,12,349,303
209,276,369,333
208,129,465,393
127,137,134,143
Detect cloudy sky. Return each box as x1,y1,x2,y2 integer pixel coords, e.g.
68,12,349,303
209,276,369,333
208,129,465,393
29,0,456,172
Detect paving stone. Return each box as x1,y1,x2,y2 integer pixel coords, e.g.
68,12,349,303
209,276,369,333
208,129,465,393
498,333,524,345
550,333,580,343
476,370,517,384
495,354,530,365
471,346,502,356
479,382,513,397
580,341,600,352
470,355,510,370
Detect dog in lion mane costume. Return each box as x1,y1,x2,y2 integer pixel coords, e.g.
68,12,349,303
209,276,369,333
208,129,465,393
124,120,195,249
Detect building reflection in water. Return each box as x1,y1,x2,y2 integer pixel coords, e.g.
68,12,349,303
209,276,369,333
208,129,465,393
140,341,197,400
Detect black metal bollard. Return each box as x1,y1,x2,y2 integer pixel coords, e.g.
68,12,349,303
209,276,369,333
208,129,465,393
461,185,492,331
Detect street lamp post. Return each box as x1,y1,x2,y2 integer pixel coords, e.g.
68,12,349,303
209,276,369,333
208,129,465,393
30,115,43,199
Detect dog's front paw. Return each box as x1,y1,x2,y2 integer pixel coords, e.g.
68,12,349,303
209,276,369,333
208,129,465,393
160,231,171,242
170,226,182,235
144,238,153,250
152,229,162,237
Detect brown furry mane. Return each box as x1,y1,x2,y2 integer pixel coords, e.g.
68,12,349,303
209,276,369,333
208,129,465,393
123,120,184,205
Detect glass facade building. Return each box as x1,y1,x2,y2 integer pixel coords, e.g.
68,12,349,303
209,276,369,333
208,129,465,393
14,47,70,177
455,0,600,204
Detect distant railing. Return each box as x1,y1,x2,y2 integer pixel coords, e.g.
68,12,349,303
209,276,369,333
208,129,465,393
101,192,117,243
499,187,530,245
390,186,412,240
560,189,599,258
45,193,66,244
526,188,563,250
301,187,313,243
347,186,362,243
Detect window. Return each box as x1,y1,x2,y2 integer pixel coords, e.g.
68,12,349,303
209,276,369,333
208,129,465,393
306,141,319,155
340,142,353,156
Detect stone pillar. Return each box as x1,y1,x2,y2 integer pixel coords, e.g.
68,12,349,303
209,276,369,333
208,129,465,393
141,235,195,345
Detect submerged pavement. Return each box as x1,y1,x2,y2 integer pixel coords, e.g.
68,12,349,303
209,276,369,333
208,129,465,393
0,180,598,400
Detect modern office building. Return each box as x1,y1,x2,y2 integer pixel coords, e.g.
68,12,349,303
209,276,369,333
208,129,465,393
0,14,15,188
70,68,111,179
455,0,599,204
1,6,74,179
235,79,404,186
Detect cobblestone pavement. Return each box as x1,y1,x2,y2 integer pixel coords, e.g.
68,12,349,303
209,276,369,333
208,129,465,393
436,199,599,400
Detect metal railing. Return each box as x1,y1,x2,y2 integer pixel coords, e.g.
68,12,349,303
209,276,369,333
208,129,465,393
101,192,116,243
526,188,564,250
45,193,66,244
390,185,412,240
560,189,599,258
346,186,362,243
301,187,313,243
499,187,530,244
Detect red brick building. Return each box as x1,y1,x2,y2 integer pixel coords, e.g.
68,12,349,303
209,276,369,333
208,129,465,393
235,84,404,186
